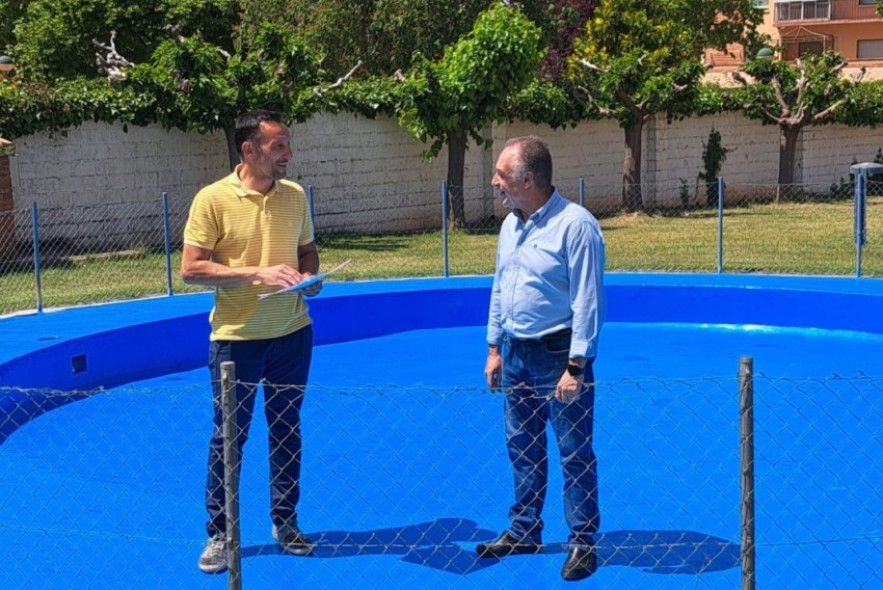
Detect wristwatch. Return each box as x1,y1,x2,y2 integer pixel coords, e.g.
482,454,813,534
566,361,584,377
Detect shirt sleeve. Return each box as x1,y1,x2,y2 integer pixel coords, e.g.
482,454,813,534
567,218,605,359
182,190,219,251
297,185,315,246
486,231,505,347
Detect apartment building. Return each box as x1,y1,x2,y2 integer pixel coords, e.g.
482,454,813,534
706,0,883,79
766,0,883,61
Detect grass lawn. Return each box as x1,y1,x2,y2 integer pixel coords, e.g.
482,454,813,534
1,198,882,315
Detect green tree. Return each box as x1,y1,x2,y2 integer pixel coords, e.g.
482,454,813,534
285,0,574,78
116,20,358,169
396,3,543,227
838,79,883,128
733,51,864,186
0,0,29,55
287,0,497,77
10,0,240,81
569,0,762,211
9,0,348,84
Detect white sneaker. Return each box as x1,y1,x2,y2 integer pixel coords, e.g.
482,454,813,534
198,535,228,574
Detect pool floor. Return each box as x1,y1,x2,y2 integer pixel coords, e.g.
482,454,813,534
2,323,882,589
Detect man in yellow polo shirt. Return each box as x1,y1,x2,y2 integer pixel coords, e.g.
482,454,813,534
181,109,321,575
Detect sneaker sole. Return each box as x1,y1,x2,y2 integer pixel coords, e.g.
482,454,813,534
198,562,228,575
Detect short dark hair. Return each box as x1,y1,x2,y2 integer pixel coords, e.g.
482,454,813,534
234,110,283,158
505,135,553,190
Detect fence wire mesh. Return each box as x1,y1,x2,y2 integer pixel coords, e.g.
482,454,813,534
2,177,883,316
2,373,881,588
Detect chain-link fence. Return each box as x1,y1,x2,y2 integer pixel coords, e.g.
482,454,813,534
2,177,882,316
1,369,881,589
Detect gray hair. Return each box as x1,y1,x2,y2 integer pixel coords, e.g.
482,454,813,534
504,135,553,189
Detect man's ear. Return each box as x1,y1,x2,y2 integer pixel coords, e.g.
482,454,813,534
240,140,255,160
522,170,534,189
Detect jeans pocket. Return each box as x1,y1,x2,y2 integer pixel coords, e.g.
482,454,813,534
542,330,571,356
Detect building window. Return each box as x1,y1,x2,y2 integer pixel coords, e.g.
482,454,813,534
753,0,769,9
858,0,875,5
857,40,883,59
775,0,831,21
798,41,824,56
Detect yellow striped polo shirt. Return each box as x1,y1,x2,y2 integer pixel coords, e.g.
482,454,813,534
183,167,315,341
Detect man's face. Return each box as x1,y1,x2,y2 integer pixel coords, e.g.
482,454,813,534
492,145,527,211
247,120,292,181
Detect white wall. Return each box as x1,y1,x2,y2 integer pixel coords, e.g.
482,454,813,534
8,112,883,245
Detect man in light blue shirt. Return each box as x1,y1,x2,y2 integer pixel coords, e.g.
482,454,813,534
477,136,605,582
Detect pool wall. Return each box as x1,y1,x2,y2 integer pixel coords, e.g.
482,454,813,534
3,274,883,441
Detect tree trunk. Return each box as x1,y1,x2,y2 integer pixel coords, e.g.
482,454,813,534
224,125,240,171
446,131,467,228
622,120,644,212
0,154,15,260
778,125,801,187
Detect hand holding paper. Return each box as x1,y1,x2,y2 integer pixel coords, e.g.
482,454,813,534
258,259,352,300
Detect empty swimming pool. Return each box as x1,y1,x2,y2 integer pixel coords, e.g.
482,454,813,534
2,275,882,589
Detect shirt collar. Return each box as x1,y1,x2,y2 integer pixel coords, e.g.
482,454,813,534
226,164,278,198
514,187,562,226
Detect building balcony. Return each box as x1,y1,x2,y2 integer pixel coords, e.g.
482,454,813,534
773,0,880,25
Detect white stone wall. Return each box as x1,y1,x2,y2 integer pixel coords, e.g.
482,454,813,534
802,124,883,187
9,122,228,249
291,113,450,233
492,118,624,214
10,122,227,208
8,112,883,246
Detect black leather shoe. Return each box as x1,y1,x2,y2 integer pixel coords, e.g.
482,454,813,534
561,545,598,581
475,531,543,558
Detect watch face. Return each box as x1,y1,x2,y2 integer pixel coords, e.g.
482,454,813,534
567,364,583,377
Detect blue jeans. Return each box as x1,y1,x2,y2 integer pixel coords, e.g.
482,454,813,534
501,329,600,546
204,326,313,537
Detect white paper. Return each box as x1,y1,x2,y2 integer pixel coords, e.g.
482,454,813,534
258,259,352,299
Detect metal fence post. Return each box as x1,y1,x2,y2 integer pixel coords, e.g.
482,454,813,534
579,177,585,208
307,185,315,225
739,356,755,590
31,202,43,313
442,180,449,278
162,192,173,296
849,162,882,278
717,176,725,274
221,361,242,590
855,174,865,278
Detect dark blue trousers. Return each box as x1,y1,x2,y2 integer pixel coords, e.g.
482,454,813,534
204,325,313,537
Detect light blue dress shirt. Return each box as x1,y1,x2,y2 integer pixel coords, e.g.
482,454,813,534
487,189,606,359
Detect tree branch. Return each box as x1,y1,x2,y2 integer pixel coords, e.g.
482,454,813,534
731,71,750,87
164,24,231,60
578,59,607,73
852,66,866,85
770,75,790,117
311,60,363,97
813,98,846,123
93,30,134,85
576,85,615,117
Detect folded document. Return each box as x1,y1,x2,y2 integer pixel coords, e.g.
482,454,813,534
258,259,352,299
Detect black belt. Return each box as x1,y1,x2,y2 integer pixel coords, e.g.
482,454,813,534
508,328,572,343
